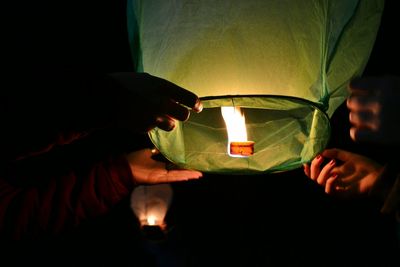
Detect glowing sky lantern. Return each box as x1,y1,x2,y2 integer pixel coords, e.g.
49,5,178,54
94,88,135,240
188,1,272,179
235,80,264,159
128,0,384,174
131,184,173,230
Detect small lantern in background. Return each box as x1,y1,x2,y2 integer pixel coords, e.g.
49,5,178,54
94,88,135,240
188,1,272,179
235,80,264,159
130,184,173,240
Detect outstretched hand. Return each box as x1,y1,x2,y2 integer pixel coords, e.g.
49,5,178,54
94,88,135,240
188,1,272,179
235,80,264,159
347,76,400,145
303,148,384,196
109,72,203,133
126,149,203,184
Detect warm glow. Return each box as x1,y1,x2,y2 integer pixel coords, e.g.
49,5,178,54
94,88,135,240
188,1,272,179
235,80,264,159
221,106,248,142
146,215,157,226
221,106,253,157
130,184,173,229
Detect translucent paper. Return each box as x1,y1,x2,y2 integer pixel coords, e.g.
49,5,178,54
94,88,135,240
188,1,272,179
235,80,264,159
127,0,383,174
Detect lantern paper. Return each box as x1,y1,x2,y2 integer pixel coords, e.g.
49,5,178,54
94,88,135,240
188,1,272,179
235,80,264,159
127,0,384,174
131,184,173,227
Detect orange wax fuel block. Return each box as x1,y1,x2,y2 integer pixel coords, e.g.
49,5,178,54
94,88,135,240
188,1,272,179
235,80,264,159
230,141,255,157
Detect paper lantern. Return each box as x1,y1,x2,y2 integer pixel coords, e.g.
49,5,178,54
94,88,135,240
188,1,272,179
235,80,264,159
127,0,384,174
130,184,173,230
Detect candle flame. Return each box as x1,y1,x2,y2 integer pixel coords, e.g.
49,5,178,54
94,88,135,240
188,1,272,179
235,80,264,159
146,215,157,226
221,106,249,156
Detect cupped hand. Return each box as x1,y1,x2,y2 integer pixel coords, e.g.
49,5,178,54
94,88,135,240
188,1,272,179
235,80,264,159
109,72,203,133
303,148,383,196
126,149,203,184
347,76,400,145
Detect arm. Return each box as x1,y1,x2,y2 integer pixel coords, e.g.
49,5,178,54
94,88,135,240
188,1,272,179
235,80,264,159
1,70,202,162
0,143,201,240
369,164,400,220
303,148,384,195
1,69,202,240
0,146,135,240
304,148,399,220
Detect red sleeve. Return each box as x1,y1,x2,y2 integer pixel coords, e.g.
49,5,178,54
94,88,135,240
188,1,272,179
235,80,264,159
0,1,142,240
0,150,135,240
0,69,142,240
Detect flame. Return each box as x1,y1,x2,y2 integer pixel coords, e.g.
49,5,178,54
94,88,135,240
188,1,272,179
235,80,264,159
146,215,157,226
221,106,248,142
221,106,249,156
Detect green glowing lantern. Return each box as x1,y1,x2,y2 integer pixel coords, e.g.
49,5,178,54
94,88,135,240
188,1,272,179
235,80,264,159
127,0,384,174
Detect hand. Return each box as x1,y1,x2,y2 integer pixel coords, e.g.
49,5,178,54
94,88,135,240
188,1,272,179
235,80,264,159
126,149,203,184
303,148,383,196
109,72,203,133
347,76,400,145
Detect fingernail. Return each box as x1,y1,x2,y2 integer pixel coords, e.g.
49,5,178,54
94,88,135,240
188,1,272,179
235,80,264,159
329,159,335,165
151,148,160,156
193,99,203,113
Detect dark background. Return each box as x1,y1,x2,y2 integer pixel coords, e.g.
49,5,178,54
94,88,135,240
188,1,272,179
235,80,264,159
4,1,399,266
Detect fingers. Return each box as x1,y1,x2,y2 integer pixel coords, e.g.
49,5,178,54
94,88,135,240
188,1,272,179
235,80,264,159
306,147,379,197
310,155,324,180
143,73,203,113
162,99,191,121
348,77,381,94
347,95,381,143
305,155,340,194
316,159,336,185
304,151,345,194
303,163,310,177
325,174,338,194
150,162,203,183
348,107,380,143
349,127,377,143
165,169,203,182
346,95,379,113
140,73,203,131
321,148,351,162
348,111,379,130
155,116,176,131
325,173,353,195
127,148,203,185
154,98,194,131
346,77,387,143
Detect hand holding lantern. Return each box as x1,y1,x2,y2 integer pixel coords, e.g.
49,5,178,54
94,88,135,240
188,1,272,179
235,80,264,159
108,72,203,133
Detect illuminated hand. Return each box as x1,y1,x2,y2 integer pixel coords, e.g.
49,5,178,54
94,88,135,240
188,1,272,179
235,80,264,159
126,149,203,184
109,72,203,133
303,148,383,196
347,76,400,145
